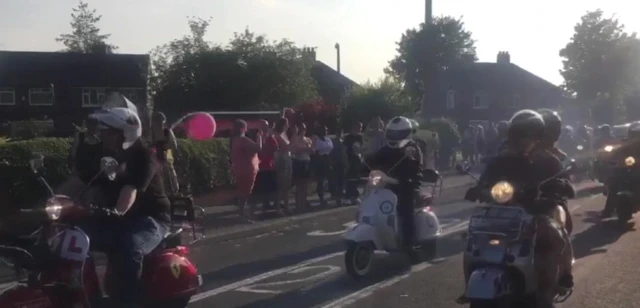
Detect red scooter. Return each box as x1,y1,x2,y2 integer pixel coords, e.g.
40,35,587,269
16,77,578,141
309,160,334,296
0,155,201,308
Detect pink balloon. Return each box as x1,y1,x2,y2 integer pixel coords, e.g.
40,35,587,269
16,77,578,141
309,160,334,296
186,112,216,140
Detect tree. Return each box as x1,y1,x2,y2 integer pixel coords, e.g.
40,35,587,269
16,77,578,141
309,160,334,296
341,77,415,128
56,0,118,53
150,18,319,119
386,16,477,99
559,10,640,123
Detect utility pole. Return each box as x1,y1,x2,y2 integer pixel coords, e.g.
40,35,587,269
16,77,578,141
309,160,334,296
425,0,432,25
334,43,341,74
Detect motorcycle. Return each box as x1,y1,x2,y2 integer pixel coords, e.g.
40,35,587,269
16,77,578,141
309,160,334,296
0,154,201,308
570,144,594,182
461,167,573,308
343,169,440,279
605,153,639,222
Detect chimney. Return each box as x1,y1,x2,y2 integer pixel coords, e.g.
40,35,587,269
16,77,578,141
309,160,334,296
497,51,511,64
302,47,316,62
425,0,432,25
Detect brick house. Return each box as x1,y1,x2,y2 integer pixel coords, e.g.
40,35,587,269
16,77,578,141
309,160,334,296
421,51,571,128
0,50,150,134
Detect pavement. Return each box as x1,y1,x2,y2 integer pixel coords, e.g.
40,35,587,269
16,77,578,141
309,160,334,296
185,173,479,237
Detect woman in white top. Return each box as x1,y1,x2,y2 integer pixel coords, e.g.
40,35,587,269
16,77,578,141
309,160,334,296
313,125,333,206
291,123,314,212
273,118,293,215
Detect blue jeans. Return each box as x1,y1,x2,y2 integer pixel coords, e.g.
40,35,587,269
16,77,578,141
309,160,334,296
85,216,169,307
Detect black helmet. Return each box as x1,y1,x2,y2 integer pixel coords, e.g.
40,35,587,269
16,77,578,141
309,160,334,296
599,124,611,134
508,109,545,142
537,109,562,144
628,122,640,140
496,121,509,135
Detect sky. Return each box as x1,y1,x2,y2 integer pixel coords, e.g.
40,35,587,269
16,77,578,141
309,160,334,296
1,0,639,86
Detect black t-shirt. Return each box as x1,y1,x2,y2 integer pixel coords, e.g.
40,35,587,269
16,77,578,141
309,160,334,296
343,134,364,162
102,142,171,224
367,142,423,192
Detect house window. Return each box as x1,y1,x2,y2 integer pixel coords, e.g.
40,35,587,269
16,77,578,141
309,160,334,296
509,94,521,108
97,89,106,105
29,88,54,106
473,93,488,109
0,88,15,105
446,90,455,109
82,88,107,107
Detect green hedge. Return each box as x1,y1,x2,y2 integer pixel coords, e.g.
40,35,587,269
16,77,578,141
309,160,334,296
0,138,232,209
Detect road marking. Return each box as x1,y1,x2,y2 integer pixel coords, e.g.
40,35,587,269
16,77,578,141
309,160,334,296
308,222,358,236
320,262,435,308
189,252,343,302
236,265,341,294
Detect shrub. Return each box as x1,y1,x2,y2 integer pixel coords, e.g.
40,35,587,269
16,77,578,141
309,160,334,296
9,120,55,140
421,118,460,149
0,138,232,209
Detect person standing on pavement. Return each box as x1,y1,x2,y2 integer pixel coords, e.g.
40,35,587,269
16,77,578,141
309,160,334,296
151,111,180,195
253,119,279,215
59,116,103,206
230,119,262,221
291,123,314,212
329,128,348,206
273,118,293,215
313,125,333,207
344,122,364,205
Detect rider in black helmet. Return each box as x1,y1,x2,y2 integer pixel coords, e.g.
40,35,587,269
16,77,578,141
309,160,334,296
533,108,575,289
601,121,640,217
461,110,568,305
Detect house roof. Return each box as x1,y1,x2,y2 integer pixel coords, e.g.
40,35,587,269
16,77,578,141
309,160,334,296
0,50,150,87
444,62,562,94
312,61,359,88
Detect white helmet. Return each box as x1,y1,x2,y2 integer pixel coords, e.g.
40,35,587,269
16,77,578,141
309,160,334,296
385,116,413,148
91,107,142,150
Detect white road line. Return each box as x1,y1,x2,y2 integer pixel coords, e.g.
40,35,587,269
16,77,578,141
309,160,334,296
319,262,435,308
189,252,343,303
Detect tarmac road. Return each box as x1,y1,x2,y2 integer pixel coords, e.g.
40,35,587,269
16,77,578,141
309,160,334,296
183,182,605,308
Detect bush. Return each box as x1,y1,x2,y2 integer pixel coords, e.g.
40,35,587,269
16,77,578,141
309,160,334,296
0,138,232,209
421,118,460,149
9,120,55,140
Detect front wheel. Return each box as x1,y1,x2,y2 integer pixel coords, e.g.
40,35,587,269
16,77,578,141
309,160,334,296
345,241,374,280
144,297,191,308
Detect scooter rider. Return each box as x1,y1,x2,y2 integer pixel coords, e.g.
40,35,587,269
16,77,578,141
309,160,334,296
533,108,575,290
461,110,568,306
88,107,171,308
601,121,640,217
367,116,423,251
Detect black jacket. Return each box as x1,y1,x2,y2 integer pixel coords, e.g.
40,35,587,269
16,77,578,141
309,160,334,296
367,142,423,192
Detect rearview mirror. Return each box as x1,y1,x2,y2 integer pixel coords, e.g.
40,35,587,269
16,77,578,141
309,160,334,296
29,153,44,173
100,157,118,180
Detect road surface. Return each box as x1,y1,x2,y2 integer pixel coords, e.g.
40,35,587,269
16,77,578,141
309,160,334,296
180,183,610,308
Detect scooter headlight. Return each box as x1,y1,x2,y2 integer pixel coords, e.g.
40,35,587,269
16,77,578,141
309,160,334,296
576,145,584,151
490,181,515,204
45,199,63,220
604,145,614,152
368,170,386,188
625,156,635,167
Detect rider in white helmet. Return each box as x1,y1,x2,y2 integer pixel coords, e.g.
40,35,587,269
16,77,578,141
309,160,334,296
367,116,423,251
88,106,171,307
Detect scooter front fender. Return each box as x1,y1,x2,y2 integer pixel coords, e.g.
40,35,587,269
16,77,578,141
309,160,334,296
466,267,512,300
343,223,381,250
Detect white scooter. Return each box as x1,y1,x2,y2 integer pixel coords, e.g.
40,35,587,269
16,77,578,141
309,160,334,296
343,170,441,279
